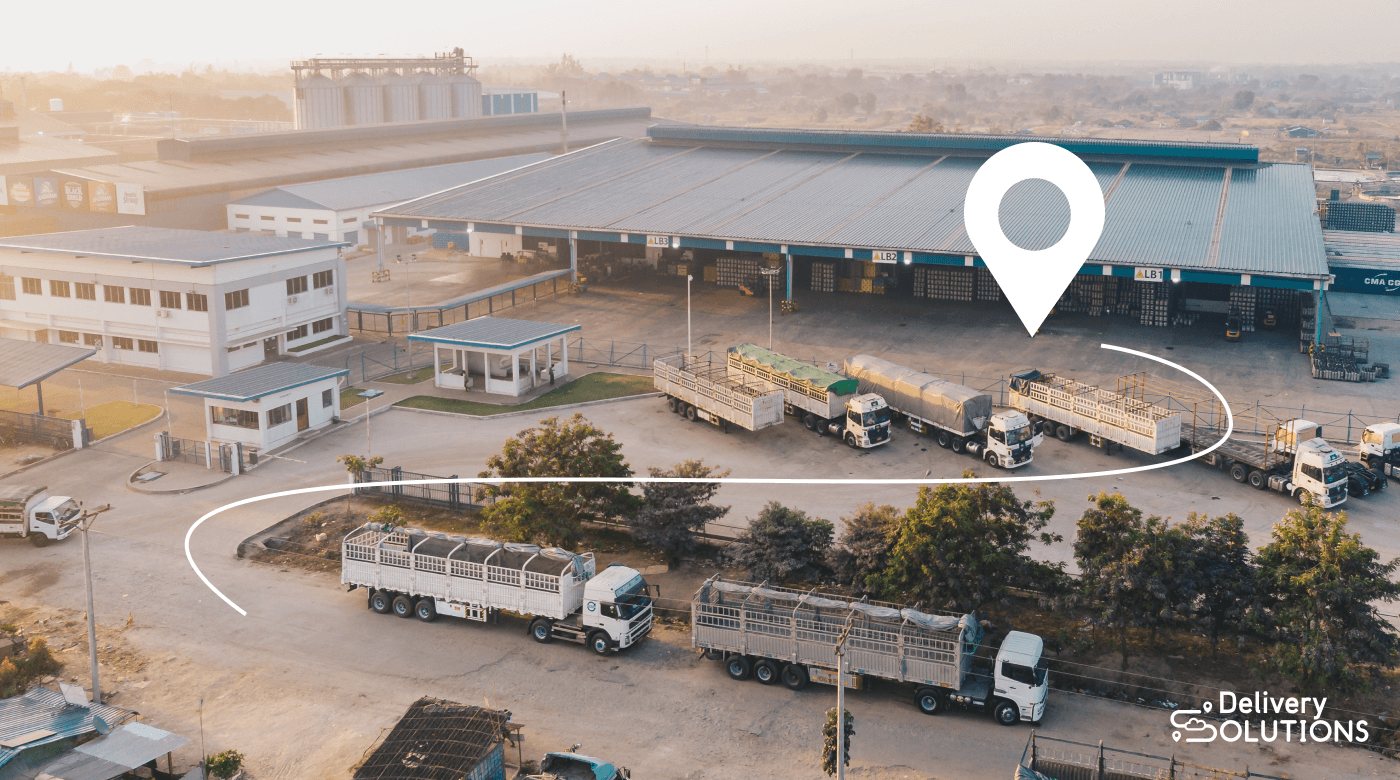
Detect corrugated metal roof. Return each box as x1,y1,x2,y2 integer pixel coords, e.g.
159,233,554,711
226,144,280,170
1324,228,1400,264
171,362,348,402
0,687,134,770
228,153,551,213
34,722,188,780
381,128,1328,280
407,316,580,350
0,227,344,267
0,338,95,389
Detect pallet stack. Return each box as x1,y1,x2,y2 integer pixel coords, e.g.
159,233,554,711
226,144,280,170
716,256,763,289
810,262,836,293
1135,280,1171,327
1254,287,1302,329
1228,287,1257,332
1322,201,1396,232
974,267,1002,301
922,267,975,301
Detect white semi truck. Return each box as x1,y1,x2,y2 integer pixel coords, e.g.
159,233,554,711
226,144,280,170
844,355,1039,468
1190,420,1349,508
691,577,1049,726
1008,369,1183,455
1361,422,1400,479
726,344,892,449
342,524,653,654
0,485,81,547
654,352,786,433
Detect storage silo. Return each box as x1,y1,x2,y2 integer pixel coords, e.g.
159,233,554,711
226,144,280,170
296,74,345,129
450,73,483,119
419,73,452,120
343,72,385,126
384,72,421,123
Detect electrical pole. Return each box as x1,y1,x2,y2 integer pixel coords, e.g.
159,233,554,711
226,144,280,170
760,267,780,350
835,623,852,780
686,275,694,357
560,89,569,154
79,504,112,703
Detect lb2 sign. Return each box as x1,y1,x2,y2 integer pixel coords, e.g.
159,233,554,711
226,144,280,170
1135,267,1166,283
872,250,901,264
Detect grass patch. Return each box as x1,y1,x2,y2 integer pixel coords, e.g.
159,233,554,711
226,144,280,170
340,388,368,409
55,401,162,439
378,366,436,384
395,372,653,416
288,334,347,353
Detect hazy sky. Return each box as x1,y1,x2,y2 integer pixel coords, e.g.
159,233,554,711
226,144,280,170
7,0,1400,73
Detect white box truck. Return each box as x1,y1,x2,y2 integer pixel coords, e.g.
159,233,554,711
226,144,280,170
845,355,1039,468
691,577,1049,726
342,524,653,655
1008,369,1183,455
0,485,81,547
654,353,786,433
726,344,891,449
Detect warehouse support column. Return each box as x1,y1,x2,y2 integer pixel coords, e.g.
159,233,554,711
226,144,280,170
570,232,578,283
1314,287,1325,345
784,252,793,302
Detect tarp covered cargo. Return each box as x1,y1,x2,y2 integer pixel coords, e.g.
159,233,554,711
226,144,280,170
844,354,991,436
729,343,859,396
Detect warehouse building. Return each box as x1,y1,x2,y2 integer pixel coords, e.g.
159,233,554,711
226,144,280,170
226,152,550,246
0,227,346,375
377,125,1333,340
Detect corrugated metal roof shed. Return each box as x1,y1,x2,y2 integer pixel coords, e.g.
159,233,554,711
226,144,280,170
1324,228,1400,264
171,362,348,402
381,126,1329,281
0,339,96,389
33,721,188,780
0,226,344,266
228,153,551,213
0,687,134,770
408,316,580,350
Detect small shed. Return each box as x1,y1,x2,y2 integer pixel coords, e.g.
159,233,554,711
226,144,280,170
32,721,188,780
171,362,348,451
354,697,510,780
0,687,134,774
408,317,580,396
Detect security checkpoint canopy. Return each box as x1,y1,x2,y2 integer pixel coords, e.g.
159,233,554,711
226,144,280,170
0,339,96,390
407,316,581,350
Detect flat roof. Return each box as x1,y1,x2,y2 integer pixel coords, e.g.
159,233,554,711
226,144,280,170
171,361,348,402
408,316,580,350
0,338,96,389
1324,228,1400,265
227,152,552,213
380,125,1329,282
0,226,344,266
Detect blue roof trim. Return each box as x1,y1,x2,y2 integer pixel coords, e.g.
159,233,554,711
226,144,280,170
791,245,846,259
171,369,349,402
523,226,570,239
733,241,781,254
578,230,622,243
649,124,1260,164
677,236,726,251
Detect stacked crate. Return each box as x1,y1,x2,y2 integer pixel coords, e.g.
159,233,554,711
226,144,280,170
810,262,836,293
1135,280,1171,327
1228,287,1257,332
716,256,763,289
922,267,975,301
1322,201,1396,232
974,267,1002,301
912,265,928,298
1255,287,1301,329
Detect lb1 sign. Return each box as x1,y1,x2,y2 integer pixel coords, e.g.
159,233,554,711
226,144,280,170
1135,267,1166,283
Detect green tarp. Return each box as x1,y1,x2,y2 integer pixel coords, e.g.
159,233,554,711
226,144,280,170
729,343,859,396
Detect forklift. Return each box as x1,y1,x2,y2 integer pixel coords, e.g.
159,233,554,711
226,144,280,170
1224,314,1244,342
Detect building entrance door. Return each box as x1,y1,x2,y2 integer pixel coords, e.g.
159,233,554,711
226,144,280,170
296,398,309,431
263,337,279,359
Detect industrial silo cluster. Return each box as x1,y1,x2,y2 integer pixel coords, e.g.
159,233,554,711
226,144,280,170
292,48,484,130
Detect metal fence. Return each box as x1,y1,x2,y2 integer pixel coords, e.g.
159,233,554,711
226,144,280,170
347,274,567,337
1020,733,1287,780
570,338,682,371
354,465,497,510
0,408,89,450
157,433,210,467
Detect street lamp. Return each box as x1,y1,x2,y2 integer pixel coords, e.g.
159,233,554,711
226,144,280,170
686,274,694,358
78,503,112,703
760,267,781,350
358,389,384,456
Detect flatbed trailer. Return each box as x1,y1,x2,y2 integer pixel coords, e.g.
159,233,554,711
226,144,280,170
1008,370,1182,455
654,353,785,433
1185,420,1349,508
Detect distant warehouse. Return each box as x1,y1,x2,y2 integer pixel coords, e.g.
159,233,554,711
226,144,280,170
377,124,1333,339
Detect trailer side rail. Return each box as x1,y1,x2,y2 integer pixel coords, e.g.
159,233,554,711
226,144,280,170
654,354,785,431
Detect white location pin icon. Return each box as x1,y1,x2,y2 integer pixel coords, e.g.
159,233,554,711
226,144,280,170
963,142,1106,337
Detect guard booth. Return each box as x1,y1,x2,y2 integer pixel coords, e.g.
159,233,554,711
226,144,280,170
171,362,349,452
408,316,580,396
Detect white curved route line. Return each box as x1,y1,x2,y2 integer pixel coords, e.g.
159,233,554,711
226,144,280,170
186,343,1233,616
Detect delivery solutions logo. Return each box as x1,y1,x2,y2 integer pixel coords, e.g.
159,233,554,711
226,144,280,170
1169,692,1369,745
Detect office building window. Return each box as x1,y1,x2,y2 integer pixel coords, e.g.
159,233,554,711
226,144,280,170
50,280,71,298
286,276,308,295
233,213,250,220
0,275,13,301
159,290,182,309
343,216,358,224
267,403,292,427
211,407,258,429
312,270,334,289
111,336,134,350
287,217,302,223
138,339,159,353
57,330,79,344
82,333,102,347
21,277,42,295
187,292,208,311
73,282,95,300
261,215,275,222
311,317,334,334
313,219,328,225
129,287,151,306
287,324,308,341
103,285,125,303
322,388,334,408
225,289,250,310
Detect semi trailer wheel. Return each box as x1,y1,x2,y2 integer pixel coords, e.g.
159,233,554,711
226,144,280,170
391,594,414,618
725,655,753,681
803,413,817,431
370,590,393,614
414,598,437,622
753,659,780,685
1248,470,1267,489
950,437,966,453
1055,424,1074,442
993,699,1020,726
915,687,945,715
781,664,809,690
530,618,554,643
936,432,952,449
1229,463,1248,482
685,405,698,422
668,397,680,413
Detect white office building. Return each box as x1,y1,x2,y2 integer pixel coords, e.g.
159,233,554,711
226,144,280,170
0,227,347,376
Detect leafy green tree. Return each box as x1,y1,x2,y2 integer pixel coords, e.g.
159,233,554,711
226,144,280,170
829,503,900,595
730,502,833,583
477,414,635,547
367,504,406,528
1256,503,1400,693
336,453,383,514
820,707,854,777
1179,512,1255,654
634,459,730,566
876,481,1056,612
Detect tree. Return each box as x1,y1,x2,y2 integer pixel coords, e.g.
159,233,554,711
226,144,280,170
906,114,944,133
836,92,859,113
820,707,854,777
634,459,730,566
205,750,245,780
875,481,1056,612
367,504,406,528
1256,503,1400,692
1232,89,1256,110
829,503,899,595
860,91,877,114
1179,512,1255,654
477,414,635,547
730,502,833,583
336,454,383,514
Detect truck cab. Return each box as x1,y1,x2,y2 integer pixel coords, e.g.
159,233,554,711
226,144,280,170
984,411,1040,469
1361,423,1400,478
993,631,1049,725
580,566,654,653
0,486,80,547
1274,421,1349,508
841,393,892,449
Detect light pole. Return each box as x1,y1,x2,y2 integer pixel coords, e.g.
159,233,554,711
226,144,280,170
686,274,694,357
760,267,781,350
358,389,383,456
835,623,852,780
78,503,112,703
